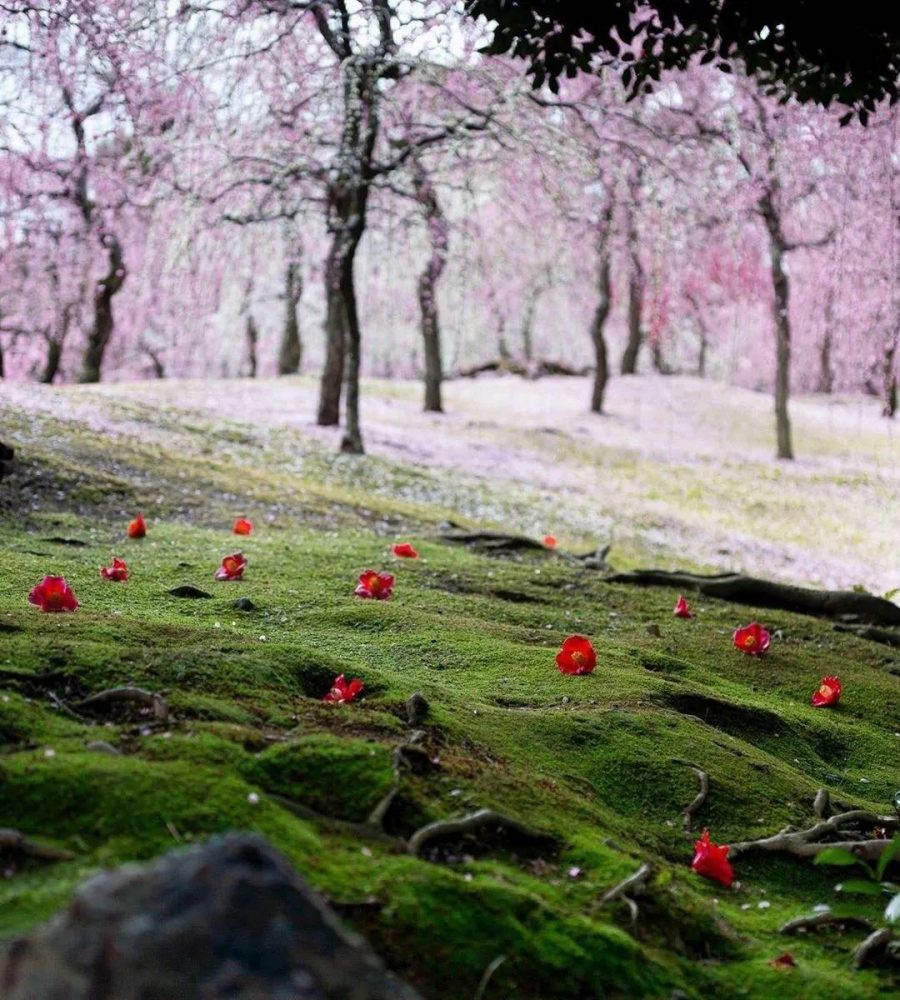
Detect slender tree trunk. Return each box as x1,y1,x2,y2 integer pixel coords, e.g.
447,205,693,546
650,340,673,375
339,259,364,453
79,233,125,384
0,340,5,380
620,187,644,375
318,233,348,425
245,314,258,378
278,255,303,376
41,338,62,384
590,200,614,413
412,157,449,414
760,192,794,460
883,334,898,418
817,288,835,394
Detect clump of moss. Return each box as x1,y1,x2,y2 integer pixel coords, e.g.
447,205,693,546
241,734,395,822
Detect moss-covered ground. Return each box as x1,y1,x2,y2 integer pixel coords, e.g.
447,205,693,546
0,383,898,998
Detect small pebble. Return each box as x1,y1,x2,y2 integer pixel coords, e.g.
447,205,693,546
247,792,259,805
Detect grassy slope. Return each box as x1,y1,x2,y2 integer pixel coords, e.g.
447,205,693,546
0,387,899,999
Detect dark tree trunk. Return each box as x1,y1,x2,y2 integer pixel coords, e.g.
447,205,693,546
412,157,448,414
759,191,794,460
590,200,614,414
620,182,644,375
339,258,364,453
883,335,898,418
41,338,62,385
245,314,259,378
316,54,380,442
817,288,835,394
278,255,303,376
650,341,673,375
79,233,126,384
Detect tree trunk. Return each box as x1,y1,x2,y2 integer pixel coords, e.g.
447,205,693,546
590,200,614,413
41,338,62,384
339,259,364,453
316,56,379,436
883,335,898,418
278,255,303,376
79,233,126,384
245,314,259,378
760,192,794,460
412,157,449,414
620,188,644,375
817,287,835,394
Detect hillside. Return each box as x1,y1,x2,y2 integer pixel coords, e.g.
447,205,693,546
0,376,898,999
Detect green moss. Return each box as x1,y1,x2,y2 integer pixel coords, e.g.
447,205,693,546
0,387,897,999
241,734,395,822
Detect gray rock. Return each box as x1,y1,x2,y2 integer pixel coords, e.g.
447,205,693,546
405,693,429,726
0,833,421,1000
232,597,257,611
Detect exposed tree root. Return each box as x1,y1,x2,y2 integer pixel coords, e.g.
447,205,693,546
407,809,557,858
813,787,831,820
76,687,169,724
729,805,899,861
268,794,404,849
853,928,894,968
833,623,900,648
0,828,74,862
367,745,405,829
606,570,900,627
440,530,548,554
674,760,708,836
598,861,653,923
779,912,874,936
0,669,69,688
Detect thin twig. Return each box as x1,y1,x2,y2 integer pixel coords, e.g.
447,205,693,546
367,745,404,828
678,763,708,836
598,863,653,905
473,955,506,1000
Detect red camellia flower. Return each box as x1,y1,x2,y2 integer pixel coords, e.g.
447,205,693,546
691,829,734,887
233,518,253,536
215,552,247,581
100,557,129,582
811,675,842,707
127,513,147,539
355,569,394,600
392,543,418,559
322,674,365,704
556,635,597,675
732,621,771,656
28,576,79,613
673,595,695,619
543,534,558,548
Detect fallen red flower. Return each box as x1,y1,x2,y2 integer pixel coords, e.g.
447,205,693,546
355,569,394,600
322,674,364,704
811,675,842,707
691,829,734,887
771,953,796,970
392,543,418,559
543,534,558,548
28,576,79,613
673,595,695,619
233,518,253,536
100,557,129,582
215,552,247,581
127,513,147,539
732,621,771,656
556,635,597,675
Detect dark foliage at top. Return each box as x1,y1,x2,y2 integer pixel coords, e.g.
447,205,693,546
468,1,900,122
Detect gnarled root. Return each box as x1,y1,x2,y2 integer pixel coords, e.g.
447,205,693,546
407,809,557,858
76,687,169,724
0,828,75,862
779,912,874,935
